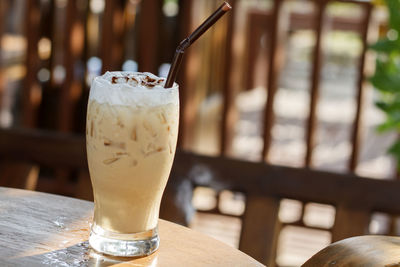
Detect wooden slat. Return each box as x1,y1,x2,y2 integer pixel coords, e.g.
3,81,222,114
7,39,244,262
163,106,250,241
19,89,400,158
58,0,86,132
195,209,242,218
0,1,7,114
37,0,57,139
305,0,328,167
100,0,113,72
388,216,398,236
0,128,81,195
262,0,286,162
137,0,161,73
56,0,87,194
44,0,55,89
11,0,43,191
0,128,86,196
171,150,400,214
239,195,280,266
348,3,373,172
76,2,91,133
335,0,372,4
282,221,332,232
332,205,370,242
49,1,63,90
220,0,237,156
23,0,42,128
0,128,87,169
101,0,126,73
176,0,195,149
0,162,39,190
290,11,370,32
244,10,273,91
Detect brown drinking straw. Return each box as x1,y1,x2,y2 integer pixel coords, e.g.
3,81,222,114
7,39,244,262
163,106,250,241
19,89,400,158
164,2,232,88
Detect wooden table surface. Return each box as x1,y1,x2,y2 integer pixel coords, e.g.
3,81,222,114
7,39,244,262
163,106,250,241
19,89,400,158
0,187,263,267
303,235,400,267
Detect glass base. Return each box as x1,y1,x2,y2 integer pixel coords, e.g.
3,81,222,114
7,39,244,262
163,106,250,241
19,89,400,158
89,223,159,257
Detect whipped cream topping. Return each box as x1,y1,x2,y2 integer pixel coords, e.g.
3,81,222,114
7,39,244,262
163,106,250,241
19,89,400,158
89,72,179,106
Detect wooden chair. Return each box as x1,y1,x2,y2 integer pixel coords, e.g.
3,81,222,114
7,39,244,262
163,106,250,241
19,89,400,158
302,235,400,266
162,150,400,266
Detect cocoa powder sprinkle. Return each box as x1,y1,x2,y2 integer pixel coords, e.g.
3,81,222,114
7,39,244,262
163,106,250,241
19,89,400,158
109,74,164,88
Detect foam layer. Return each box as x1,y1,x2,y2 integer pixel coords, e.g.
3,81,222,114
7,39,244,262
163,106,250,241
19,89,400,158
89,72,179,106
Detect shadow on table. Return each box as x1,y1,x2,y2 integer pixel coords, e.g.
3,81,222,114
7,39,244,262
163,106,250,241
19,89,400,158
14,241,158,267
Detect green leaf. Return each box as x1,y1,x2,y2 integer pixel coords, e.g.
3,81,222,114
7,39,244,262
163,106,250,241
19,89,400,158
377,119,398,132
370,57,400,92
386,0,400,32
376,101,391,112
372,0,400,169
376,98,400,112
388,139,400,160
370,39,400,53
370,72,400,92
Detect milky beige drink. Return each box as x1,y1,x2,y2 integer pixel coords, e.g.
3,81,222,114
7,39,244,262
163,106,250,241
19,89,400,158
86,72,179,257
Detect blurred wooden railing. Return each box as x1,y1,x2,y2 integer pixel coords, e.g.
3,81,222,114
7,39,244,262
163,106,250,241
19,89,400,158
1,126,400,267
243,0,375,170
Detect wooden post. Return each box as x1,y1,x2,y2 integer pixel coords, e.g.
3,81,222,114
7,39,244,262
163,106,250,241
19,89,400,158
137,0,162,73
0,1,6,116
23,0,42,128
56,0,87,195
220,0,237,156
239,195,281,266
332,204,370,242
176,0,194,149
0,162,39,190
348,3,373,172
304,0,328,167
262,0,286,162
6,0,43,191
244,10,273,92
58,0,86,132
101,0,126,73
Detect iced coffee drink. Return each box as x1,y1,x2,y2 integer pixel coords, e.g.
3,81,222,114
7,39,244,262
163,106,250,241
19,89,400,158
86,71,179,257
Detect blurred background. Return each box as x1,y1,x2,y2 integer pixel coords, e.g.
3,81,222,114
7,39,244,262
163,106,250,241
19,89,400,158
0,0,398,266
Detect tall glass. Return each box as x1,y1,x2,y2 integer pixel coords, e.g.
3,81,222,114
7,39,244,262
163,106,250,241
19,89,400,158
86,72,179,257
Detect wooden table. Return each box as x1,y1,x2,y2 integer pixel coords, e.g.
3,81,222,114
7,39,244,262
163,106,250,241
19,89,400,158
0,187,263,266
303,235,400,267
